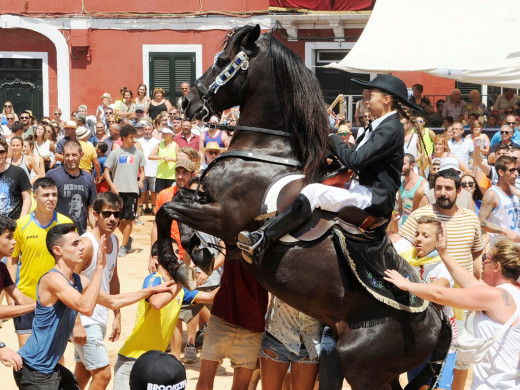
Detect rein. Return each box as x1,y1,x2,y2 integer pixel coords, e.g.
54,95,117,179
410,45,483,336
208,123,294,138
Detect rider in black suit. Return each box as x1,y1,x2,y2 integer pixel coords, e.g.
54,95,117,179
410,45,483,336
238,74,423,261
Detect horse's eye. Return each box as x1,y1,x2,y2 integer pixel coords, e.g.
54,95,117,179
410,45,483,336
216,57,227,68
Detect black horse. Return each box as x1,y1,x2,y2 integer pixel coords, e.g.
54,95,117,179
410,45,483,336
156,25,449,389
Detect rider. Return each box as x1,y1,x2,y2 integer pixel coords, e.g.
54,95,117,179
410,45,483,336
238,74,423,260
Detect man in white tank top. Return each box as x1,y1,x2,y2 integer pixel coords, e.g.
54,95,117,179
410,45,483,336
71,192,122,389
479,155,520,247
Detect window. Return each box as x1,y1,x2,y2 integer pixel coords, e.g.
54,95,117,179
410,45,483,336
149,52,195,103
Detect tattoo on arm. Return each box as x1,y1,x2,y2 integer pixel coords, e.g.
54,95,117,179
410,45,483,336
479,192,502,233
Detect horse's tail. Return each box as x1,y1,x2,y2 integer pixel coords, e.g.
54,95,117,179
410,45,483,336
404,306,452,390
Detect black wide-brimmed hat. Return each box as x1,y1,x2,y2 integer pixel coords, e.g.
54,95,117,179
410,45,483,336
351,74,422,111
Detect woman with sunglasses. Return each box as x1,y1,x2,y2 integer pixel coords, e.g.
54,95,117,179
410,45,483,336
1,101,18,125
52,108,65,127
461,173,484,215
149,126,179,193
465,121,490,159
385,233,520,390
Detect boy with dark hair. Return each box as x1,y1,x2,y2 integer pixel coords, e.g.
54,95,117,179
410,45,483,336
114,239,217,390
14,223,174,389
7,177,73,348
103,124,145,257
0,215,35,371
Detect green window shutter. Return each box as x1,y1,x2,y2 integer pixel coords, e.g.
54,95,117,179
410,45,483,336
149,52,195,103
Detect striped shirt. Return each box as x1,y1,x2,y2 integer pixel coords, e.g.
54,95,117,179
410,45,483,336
399,205,483,272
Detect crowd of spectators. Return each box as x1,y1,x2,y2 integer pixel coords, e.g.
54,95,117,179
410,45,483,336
0,81,519,390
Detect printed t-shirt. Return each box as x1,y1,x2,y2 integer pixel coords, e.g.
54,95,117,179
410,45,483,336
13,212,73,299
104,146,145,194
0,164,31,220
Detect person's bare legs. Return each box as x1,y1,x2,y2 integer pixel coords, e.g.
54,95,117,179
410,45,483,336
74,362,91,389
118,220,132,248
232,367,256,390
171,321,183,359
260,355,289,390
187,314,199,346
451,369,469,390
196,359,219,390
290,361,318,390
86,366,111,390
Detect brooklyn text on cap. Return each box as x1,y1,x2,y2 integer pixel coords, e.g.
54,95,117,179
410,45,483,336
129,350,186,390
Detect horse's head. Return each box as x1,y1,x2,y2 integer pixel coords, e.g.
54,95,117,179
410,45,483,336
183,25,262,121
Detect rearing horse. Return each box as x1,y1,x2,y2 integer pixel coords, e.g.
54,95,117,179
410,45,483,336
157,25,449,390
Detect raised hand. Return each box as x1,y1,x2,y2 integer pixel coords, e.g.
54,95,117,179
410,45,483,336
383,269,411,291
97,235,107,269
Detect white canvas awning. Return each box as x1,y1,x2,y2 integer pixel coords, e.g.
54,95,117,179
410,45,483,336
327,0,520,87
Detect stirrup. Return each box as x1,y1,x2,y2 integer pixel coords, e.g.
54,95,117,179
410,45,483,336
237,230,265,263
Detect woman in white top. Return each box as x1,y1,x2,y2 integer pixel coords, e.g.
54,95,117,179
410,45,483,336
34,123,55,171
9,136,44,185
23,138,45,184
135,83,151,108
385,233,520,390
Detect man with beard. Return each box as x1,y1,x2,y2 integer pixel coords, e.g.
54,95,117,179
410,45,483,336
72,192,123,390
46,140,97,235
399,168,483,390
478,155,520,246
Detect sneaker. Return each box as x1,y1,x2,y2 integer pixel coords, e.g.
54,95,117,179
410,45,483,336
126,237,133,251
135,217,145,226
183,343,197,364
118,246,127,257
195,324,207,348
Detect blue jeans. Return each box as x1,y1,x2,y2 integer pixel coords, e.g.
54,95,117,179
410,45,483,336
318,326,343,390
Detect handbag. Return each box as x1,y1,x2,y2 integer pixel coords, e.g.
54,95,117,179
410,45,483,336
455,308,519,367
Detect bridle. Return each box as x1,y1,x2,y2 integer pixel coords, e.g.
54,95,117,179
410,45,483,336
192,46,296,140
193,47,251,123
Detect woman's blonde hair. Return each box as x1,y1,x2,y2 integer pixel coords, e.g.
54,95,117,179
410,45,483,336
178,147,201,171
433,134,450,153
491,238,520,280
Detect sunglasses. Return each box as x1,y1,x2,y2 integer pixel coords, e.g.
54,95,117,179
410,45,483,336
20,116,29,119
136,110,144,113
501,131,513,134
482,253,493,263
99,210,121,219
4,105,11,108
363,115,371,118
207,150,220,156
169,113,178,116
0,150,6,155
505,168,519,173
417,120,424,123
505,111,514,114
6,117,14,120
54,112,61,115
107,120,116,123
461,182,475,188
338,132,350,136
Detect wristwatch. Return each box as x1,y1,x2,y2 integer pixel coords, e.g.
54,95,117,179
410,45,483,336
0,342,6,348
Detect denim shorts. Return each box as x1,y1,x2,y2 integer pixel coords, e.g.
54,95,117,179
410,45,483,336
14,311,35,334
73,323,110,370
259,332,318,364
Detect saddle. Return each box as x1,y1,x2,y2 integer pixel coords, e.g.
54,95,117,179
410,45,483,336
260,173,427,313
260,173,386,244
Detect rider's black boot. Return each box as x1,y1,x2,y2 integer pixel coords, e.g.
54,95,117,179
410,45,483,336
237,194,312,262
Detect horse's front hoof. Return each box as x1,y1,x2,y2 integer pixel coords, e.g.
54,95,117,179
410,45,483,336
174,263,198,291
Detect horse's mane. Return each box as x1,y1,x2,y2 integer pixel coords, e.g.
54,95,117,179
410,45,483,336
224,26,330,183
